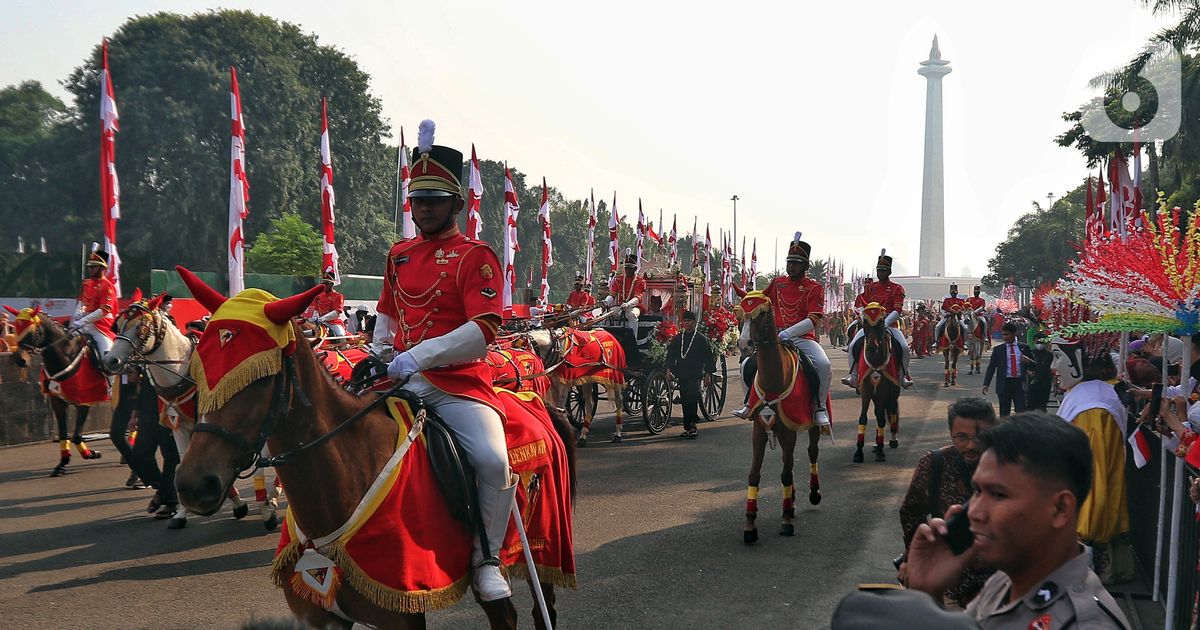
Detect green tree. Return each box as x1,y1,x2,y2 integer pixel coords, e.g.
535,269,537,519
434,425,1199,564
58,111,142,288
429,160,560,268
982,181,1088,289
246,212,322,275
0,81,77,249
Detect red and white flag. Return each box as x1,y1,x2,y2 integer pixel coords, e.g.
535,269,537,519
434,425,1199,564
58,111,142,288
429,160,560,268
502,165,520,316
635,200,646,271
740,236,747,290
399,129,414,239
750,238,758,289
646,217,661,245
692,216,700,272
703,224,712,294
1128,425,1152,469
667,214,678,268
585,189,597,286
99,39,122,296
467,144,483,239
608,193,620,276
1109,153,1137,241
538,177,553,305
228,66,250,296
319,97,339,284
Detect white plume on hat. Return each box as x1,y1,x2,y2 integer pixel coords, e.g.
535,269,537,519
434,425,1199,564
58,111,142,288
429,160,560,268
418,119,435,153
794,232,802,243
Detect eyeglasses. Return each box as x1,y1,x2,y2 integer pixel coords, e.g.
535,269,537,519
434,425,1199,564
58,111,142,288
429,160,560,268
951,433,980,445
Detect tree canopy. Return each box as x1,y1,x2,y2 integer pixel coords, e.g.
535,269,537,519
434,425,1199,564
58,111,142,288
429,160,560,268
246,212,322,275
982,180,1087,289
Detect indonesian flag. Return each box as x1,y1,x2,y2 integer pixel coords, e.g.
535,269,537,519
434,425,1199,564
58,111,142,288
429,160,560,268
646,218,661,245
585,189,597,286
399,129,414,239
1132,140,1144,229
538,177,553,305
635,200,646,271
668,214,678,268
750,238,758,289
467,144,483,239
722,234,732,301
703,224,711,294
692,216,700,273
1128,425,1152,469
1084,175,1098,243
608,193,620,275
1110,153,1137,241
228,66,250,296
99,39,122,296
502,165,520,316
319,97,339,285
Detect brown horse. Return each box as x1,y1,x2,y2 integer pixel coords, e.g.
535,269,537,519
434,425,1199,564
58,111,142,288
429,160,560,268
173,271,574,630
6,306,104,475
938,309,965,387
736,292,822,545
851,304,901,463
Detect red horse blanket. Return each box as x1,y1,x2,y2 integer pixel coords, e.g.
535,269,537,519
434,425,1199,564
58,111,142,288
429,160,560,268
745,349,831,432
273,389,575,614
554,328,625,388
40,354,110,406
318,346,371,386
487,347,551,398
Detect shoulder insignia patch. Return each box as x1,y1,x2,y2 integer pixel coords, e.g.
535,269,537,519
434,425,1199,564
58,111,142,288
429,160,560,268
1028,613,1052,630
481,288,498,299
480,264,494,279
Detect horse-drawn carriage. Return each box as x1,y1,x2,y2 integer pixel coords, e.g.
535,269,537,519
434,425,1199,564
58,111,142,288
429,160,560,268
564,271,729,435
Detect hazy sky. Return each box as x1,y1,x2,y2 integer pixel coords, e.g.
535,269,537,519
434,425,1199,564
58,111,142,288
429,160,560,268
0,1,1174,278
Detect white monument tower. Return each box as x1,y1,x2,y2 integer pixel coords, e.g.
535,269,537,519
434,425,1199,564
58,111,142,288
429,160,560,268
918,35,950,277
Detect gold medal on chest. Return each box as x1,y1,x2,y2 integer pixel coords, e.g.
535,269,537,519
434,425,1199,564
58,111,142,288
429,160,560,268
434,248,461,265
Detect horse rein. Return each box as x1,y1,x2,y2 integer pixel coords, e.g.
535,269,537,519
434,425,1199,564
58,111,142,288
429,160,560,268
113,307,195,386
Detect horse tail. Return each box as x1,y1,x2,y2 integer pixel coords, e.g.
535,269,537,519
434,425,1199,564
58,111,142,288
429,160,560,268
545,405,578,501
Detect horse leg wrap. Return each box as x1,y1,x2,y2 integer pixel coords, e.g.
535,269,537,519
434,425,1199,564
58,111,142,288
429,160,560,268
129,430,137,447
253,473,268,503
745,486,759,518
72,435,99,459
875,426,884,447
781,484,795,518
809,463,820,491
856,424,866,446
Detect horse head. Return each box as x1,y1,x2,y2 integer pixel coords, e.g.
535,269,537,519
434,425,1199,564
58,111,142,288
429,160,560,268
103,292,175,374
735,291,775,351
172,265,325,515
4,304,71,368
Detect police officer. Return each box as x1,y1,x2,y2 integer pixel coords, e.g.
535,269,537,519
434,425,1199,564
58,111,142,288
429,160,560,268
374,120,516,603
904,413,1130,629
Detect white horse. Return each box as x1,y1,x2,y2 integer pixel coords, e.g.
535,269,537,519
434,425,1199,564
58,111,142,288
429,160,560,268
102,297,283,530
963,309,988,376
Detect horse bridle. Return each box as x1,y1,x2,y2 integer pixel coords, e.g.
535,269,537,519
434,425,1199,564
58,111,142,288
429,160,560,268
113,306,194,386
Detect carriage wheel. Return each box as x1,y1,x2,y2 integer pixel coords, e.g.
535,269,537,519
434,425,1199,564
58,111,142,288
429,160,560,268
565,385,587,429
642,369,673,434
623,374,644,416
700,358,728,422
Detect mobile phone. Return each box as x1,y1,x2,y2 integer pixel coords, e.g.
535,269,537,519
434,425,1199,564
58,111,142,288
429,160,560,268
1148,383,1164,419
944,501,974,556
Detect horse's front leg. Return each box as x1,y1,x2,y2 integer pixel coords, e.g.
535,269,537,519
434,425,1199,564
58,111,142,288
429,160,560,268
529,581,557,630
745,420,768,544
888,393,900,449
853,390,869,463
71,404,101,459
778,426,798,537
873,398,887,462
807,425,822,505
610,385,623,443
51,397,71,476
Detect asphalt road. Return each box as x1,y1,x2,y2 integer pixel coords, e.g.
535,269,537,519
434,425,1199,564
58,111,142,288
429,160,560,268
0,344,972,629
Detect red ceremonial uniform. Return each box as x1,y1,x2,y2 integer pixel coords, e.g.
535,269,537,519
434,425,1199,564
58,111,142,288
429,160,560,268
377,231,505,412
78,276,117,338
566,290,595,309
304,290,346,325
941,296,967,314
854,280,905,327
966,296,986,312
763,275,824,341
609,274,647,310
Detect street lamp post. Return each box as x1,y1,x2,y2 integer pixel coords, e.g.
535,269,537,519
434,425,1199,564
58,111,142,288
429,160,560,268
1046,192,1054,209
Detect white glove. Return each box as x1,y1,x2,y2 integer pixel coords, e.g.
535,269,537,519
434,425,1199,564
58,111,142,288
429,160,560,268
623,298,639,309
387,351,419,384
319,310,339,323
884,311,900,326
603,296,614,307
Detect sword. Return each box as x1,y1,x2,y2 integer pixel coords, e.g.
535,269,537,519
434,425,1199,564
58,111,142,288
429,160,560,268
510,475,554,630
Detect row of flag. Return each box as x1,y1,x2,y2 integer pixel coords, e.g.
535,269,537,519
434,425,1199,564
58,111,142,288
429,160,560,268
1084,145,1144,246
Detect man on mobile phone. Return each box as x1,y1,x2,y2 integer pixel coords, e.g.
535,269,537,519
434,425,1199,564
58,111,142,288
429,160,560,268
904,413,1130,629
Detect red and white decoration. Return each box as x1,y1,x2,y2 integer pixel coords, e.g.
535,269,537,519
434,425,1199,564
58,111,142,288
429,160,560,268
1129,425,1152,469
467,144,483,240
99,39,122,296
703,224,712,294
750,238,758,290
585,189,597,286
635,200,646,271
692,216,700,273
538,177,553,305
608,193,620,277
667,214,678,269
399,129,414,239
319,97,339,284
502,165,520,316
228,66,250,296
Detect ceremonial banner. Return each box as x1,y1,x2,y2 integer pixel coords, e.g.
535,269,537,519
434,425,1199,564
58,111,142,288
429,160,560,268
99,40,122,296
319,97,339,284
692,216,699,273
608,193,620,276
750,238,758,290
538,178,553,305
668,214,678,269
467,144,483,240
703,224,711,294
585,189,597,285
502,166,520,316
228,67,250,296
399,129,414,239
635,200,645,271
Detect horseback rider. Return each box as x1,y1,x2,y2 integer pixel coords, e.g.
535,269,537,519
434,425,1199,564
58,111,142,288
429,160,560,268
605,251,646,333
753,233,832,426
842,249,913,389
965,285,989,348
72,249,118,354
566,273,596,309
372,121,517,603
304,267,347,338
934,283,969,342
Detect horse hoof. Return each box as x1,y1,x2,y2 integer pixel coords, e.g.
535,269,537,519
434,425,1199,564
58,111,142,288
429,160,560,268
576,437,588,448
232,502,249,520
610,434,623,443
83,450,102,460
744,529,758,545
50,466,66,477
889,439,899,449
852,449,864,464
167,516,187,530
780,523,795,537
264,513,280,531
875,450,887,462
809,490,822,505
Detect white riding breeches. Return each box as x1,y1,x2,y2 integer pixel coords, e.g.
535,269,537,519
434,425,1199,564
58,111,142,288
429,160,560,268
785,338,831,412
623,307,641,333
848,327,910,372
80,323,112,355
326,323,347,338
402,373,510,489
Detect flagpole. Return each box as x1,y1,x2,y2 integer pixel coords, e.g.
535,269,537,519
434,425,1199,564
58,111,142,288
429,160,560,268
393,140,401,238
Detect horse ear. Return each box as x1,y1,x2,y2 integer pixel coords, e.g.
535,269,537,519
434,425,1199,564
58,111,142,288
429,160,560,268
175,266,227,314
264,284,327,326
130,288,144,303
31,305,41,316
146,293,164,310
3,305,19,316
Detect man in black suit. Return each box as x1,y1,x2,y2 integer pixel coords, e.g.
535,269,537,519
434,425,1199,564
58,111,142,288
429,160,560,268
982,323,1033,416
